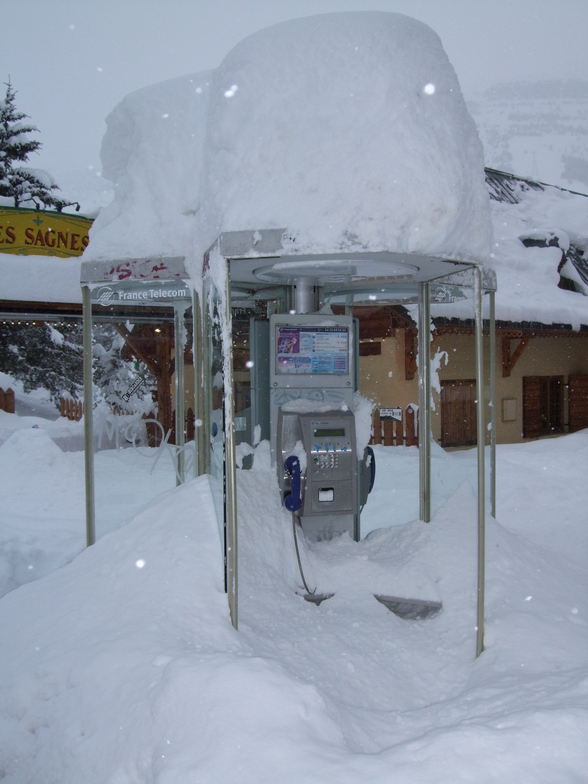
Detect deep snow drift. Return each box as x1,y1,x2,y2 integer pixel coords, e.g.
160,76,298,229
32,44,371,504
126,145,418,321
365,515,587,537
0,409,587,782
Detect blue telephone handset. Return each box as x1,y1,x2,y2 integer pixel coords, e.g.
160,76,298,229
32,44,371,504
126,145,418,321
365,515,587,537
284,455,302,512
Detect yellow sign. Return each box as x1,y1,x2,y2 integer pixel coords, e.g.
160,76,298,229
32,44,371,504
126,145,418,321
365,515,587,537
0,207,93,258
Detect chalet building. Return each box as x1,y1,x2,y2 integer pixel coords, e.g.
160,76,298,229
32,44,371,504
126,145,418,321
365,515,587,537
357,168,588,446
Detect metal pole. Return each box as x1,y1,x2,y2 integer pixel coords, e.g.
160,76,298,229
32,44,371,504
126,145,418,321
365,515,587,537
193,289,206,477
82,285,95,547
174,302,186,484
418,283,431,522
475,266,486,658
489,290,497,519
224,269,238,630
201,282,213,477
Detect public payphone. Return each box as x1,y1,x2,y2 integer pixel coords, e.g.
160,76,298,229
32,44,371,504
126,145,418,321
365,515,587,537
264,313,373,541
277,408,359,541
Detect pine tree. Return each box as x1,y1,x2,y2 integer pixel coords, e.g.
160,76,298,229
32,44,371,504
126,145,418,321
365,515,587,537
0,322,83,406
0,78,63,209
0,321,155,414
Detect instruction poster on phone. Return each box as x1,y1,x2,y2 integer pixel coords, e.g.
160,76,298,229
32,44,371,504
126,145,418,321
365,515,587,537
277,326,348,375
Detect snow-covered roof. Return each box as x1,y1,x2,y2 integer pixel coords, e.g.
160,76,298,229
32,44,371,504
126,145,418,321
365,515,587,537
486,169,588,330
0,254,82,307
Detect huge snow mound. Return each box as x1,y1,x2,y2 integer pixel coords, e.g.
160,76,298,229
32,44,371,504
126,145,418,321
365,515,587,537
86,12,492,265
87,73,212,262
203,13,491,260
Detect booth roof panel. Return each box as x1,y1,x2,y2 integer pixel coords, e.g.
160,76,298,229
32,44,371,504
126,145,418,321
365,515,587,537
208,232,497,298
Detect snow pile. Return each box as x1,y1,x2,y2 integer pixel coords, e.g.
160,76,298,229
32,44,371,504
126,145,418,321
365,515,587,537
0,428,85,597
200,13,491,261
423,177,588,328
490,184,588,328
88,73,212,261
86,12,492,266
0,414,587,782
0,254,83,304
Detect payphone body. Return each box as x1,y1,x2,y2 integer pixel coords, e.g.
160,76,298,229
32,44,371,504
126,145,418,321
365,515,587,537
268,313,365,541
277,408,358,541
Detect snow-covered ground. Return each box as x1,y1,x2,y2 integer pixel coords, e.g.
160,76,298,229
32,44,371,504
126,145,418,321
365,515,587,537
1,12,587,781
0,404,586,783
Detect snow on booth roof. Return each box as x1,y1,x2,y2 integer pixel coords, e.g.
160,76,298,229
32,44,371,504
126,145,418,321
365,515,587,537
85,12,493,268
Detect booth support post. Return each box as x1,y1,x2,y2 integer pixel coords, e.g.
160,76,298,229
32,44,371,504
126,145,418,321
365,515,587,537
475,266,486,658
193,290,206,477
82,285,95,547
418,282,431,523
224,269,238,630
173,302,186,483
489,290,497,519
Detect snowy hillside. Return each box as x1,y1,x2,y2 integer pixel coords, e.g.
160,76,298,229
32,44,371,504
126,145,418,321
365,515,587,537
468,80,588,193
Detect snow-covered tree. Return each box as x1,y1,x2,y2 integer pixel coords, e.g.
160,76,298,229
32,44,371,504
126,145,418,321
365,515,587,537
0,79,69,210
0,322,83,406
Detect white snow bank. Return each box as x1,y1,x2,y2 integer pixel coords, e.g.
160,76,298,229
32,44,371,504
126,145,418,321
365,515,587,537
86,72,212,262
85,12,492,268
0,428,86,597
0,477,230,782
0,431,587,782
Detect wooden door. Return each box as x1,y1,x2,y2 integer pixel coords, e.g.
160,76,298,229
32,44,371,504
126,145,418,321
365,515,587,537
440,379,477,448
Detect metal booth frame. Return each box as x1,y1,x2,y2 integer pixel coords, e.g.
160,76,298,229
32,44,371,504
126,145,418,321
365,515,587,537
81,256,204,547
201,230,496,657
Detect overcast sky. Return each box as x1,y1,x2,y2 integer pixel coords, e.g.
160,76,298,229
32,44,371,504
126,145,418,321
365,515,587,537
2,0,587,183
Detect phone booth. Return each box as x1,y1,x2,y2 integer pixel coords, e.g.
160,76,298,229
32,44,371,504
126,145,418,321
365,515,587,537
201,230,496,655
80,256,203,544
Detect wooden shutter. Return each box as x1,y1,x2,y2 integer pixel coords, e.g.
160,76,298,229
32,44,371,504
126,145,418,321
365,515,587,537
569,375,588,432
522,376,542,439
523,376,564,438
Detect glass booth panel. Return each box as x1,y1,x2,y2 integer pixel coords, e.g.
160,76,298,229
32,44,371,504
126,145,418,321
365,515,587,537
428,269,490,521
203,267,237,625
354,302,421,535
87,281,194,540
204,280,226,551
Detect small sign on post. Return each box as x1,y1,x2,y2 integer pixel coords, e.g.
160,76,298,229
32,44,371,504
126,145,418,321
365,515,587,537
379,407,403,422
